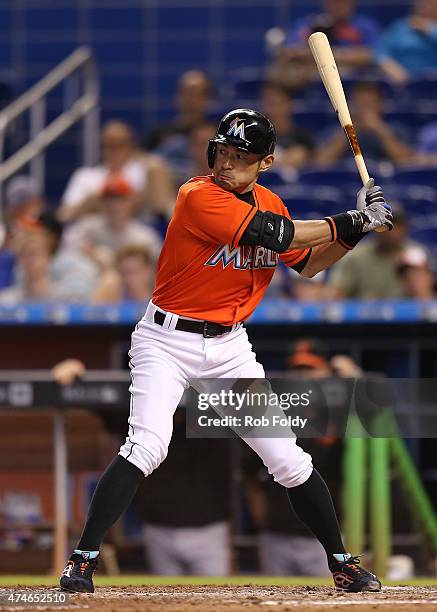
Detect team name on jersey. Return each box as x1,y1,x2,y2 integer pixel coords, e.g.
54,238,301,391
205,245,278,270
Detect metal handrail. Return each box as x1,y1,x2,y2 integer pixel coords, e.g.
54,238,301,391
0,46,99,209
0,96,96,182
0,47,94,129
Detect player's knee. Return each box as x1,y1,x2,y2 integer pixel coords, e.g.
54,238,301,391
119,438,169,477
141,443,168,476
269,448,313,488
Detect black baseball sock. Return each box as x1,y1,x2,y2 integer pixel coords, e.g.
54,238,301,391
76,455,144,552
286,468,346,566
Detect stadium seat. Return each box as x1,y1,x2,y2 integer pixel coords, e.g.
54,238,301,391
385,110,437,132
409,224,437,260
383,185,437,217
394,167,437,188
342,74,396,100
293,110,337,132
228,68,265,101
282,197,342,219
298,166,360,188
258,168,297,188
405,76,437,101
279,184,347,218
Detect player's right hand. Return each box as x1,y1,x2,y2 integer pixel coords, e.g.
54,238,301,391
359,202,393,233
325,181,393,241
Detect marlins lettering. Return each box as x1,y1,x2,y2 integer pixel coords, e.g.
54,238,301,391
205,245,278,270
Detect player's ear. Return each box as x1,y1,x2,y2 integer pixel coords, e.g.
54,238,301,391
258,154,274,173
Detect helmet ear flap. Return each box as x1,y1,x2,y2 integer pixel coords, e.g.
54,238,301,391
207,140,216,169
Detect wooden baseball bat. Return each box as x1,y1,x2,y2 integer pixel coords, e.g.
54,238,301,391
308,31,386,231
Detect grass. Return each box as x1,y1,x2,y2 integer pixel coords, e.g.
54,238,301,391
0,575,436,587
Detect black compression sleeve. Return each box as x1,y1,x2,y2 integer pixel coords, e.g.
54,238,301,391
240,210,294,253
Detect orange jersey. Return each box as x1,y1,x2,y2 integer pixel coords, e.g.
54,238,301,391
153,175,310,325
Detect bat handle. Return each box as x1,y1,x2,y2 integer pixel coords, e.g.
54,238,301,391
355,154,370,186
355,153,387,233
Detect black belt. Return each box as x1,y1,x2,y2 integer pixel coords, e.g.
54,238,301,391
154,310,234,338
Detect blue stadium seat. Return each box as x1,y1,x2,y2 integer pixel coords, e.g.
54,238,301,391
342,75,396,100
409,224,437,260
278,184,346,218
293,110,337,132
383,185,437,216
385,111,437,132
282,197,342,219
394,167,437,188
227,68,265,101
298,74,396,108
405,76,437,101
258,168,297,188
298,166,360,189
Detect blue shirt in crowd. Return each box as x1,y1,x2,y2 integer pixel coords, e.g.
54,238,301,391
375,19,437,74
286,15,381,48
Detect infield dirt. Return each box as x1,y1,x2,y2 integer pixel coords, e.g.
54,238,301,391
3,585,437,611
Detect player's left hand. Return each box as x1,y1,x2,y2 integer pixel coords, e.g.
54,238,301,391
356,178,387,211
356,178,393,232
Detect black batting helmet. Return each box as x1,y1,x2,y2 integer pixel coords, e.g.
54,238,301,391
207,108,276,169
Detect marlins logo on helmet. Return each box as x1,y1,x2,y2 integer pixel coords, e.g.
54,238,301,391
227,117,246,140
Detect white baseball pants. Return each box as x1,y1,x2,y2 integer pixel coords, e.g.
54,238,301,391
118,301,313,488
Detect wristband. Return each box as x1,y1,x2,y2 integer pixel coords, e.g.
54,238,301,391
337,233,366,250
324,211,364,243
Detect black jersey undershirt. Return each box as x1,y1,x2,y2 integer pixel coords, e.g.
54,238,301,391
232,189,254,205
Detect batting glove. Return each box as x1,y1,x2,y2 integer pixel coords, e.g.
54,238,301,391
325,182,393,243
356,178,387,211
345,204,393,234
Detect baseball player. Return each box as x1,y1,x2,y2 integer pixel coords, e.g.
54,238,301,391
60,109,392,593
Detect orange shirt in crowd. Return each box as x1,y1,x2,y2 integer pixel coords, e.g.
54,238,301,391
153,175,309,325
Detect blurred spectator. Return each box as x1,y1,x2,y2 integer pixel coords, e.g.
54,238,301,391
165,122,216,186
269,0,380,90
134,410,231,575
145,71,213,184
286,269,329,301
328,204,426,299
0,176,45,289
266,266,329,300
145,71,212,151
0,214,99,304
316,82,413,166
0,229,57,304
188,123,216,178
398,245,436,300
59,120,175,223
376,0,437,85
63,181,162,269
38,212,99,302
261,83,314,170
245,339,345,576
93,244,155,304
2,176,44,246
